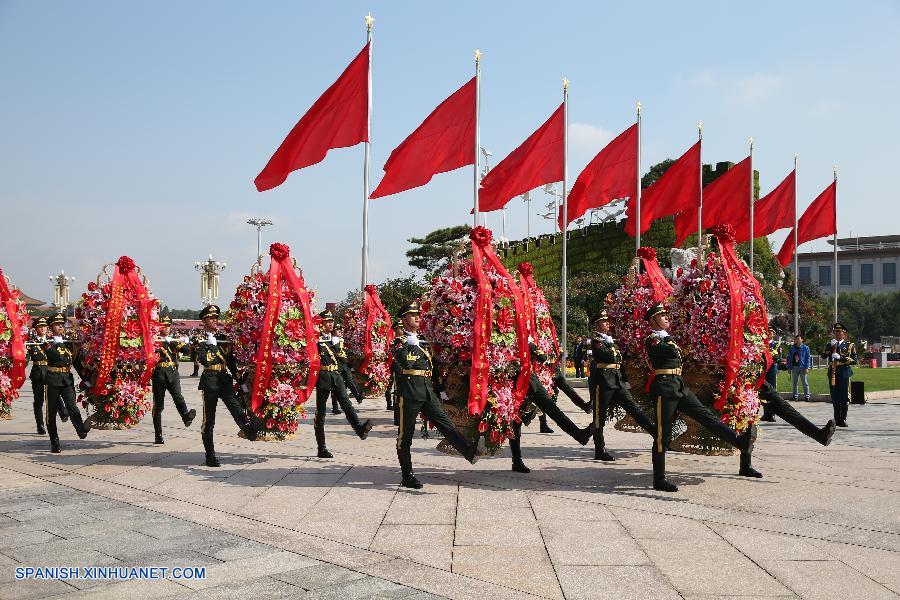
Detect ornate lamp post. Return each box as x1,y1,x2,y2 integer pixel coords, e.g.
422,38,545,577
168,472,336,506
49,270,75,316
194,255,226,306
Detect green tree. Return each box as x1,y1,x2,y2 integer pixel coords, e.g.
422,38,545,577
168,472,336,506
406,225,471,274
333,275,427,322
642,159,675,189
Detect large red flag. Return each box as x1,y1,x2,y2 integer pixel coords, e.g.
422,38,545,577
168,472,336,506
673,156,751,246
370,78,476,199
733,170,795,244
624,141,701,237
560,123,637,230
776,180,836,267
255,43,370,192
479,104,563,213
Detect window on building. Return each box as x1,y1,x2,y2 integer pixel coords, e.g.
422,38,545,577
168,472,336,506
840,264,852,286
818,265,831,287
884,263,897,285
798,266,811,282
861,263,874,285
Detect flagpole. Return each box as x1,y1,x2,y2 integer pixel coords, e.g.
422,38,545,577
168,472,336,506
793,153,799,335
635,101,642,252
833,166,838,323
361,13,374,294
561,77,569,372
749,136,754,273
473,49,482,227
697,120,703,262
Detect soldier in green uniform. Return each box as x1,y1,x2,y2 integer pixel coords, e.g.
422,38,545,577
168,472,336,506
151,316,196,444
645,302,755,492
392,300,478,489
508,340,594,473
332,322,364,405
588,309,656,462
27,316,63,434
196,304,257,467
314,310,373,458
41,313,91,453
384,318,403,423
822,323,857,428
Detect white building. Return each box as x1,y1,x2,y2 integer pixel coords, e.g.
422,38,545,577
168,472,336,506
786,235,900,296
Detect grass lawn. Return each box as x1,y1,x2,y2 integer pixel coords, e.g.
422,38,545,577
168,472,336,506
776,367,900,395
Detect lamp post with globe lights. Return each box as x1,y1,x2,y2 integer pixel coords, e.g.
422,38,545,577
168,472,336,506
194,255,226,306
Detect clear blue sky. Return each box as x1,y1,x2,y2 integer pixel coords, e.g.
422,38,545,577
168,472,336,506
2,1,898,308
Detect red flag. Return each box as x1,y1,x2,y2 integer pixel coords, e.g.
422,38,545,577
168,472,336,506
776,180,836,267
479,104,563,213
674,156,751,246
733,170,795,244
625,141,701,237
255,43,370,192
560,123,637,230
370,78,476,199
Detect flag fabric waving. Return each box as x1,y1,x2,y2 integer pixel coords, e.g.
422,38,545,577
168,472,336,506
733,170,795,244
776,180,837,267
254,42,370,192
673,156,751,246
478,103,564,213
560,123,637,230
624,141,701,237
370,78,476,199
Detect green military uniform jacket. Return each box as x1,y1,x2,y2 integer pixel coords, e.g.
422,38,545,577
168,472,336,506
154,339,186,384
391,336,438,410
645,331,684,398
316,337,345,391
27,341,48,382
822,339,857,380
589,333,625,390
197,340,237,393
43,340,76,387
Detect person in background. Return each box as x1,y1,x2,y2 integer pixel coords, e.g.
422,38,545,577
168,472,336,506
760,339,781,422
787,335,811,402
573,336,586,378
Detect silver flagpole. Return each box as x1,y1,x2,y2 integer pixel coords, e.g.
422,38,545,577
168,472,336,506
749,136,754,273
361,13,374,294
636,101,642,252
793,153,799,335
473,49,482,226
833,166,838,323
561,77,569,371
697,120,704,262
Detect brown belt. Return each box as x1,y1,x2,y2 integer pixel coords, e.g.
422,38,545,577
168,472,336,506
157,362,176,368
32,361,48,366
401,369,432,377
654,368,682,376
594,363,620,369
48,366,70,373
320,365,339,372
204,364,224,371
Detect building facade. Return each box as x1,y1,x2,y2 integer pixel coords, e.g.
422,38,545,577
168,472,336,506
787,235,900,296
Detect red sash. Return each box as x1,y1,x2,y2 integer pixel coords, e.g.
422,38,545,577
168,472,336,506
0,269,26,390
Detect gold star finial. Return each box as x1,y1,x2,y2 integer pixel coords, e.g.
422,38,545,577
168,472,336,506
698,119,703,131
636,101,642,114
474,48,482,64
562,77,569,91
749,136,754,149
365,12,374,31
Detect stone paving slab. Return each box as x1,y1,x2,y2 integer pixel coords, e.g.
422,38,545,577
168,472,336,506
0,365,898,599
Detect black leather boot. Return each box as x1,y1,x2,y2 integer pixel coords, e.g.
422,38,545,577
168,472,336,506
153,411,164,444
34,404,46,435
182,408,197,427
69,409,90,439
738,450,763,478
356,419,373,440
818,420,836,446
314,420,332,458
592,424,615,461
331,399,342,415
538,414,554,433
202,433,219,467
50,437,61,454
398,448,422,489
509,423,530,473
652,448,678,492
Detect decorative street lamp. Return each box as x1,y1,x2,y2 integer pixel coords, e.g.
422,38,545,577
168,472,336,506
194,255,226,306
247,218,274,260
49,270,75,315
542,183,564,234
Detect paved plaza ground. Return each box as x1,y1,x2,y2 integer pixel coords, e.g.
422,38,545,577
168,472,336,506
1,365,899,600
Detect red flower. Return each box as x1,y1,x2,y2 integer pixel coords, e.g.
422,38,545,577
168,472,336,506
266,419,275,429
116,256,136,274
676,268,684,277
123,319,142,338
449,305,463,318
450,333,465,348
87,282,98,292
636,247,657,261
517,262,534,276
285,319,304,339
495,307,514,333
470,226,492,247
269,243,290,261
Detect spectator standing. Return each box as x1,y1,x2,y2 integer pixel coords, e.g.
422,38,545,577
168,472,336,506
787,335,811,402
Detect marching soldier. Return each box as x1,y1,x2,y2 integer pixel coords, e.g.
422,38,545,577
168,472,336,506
42,313,91,453
332,322,364,405
508,340,594,473
588,309,656,461
393,300,478,489
151,316,196,444
196,304,257,467
314,310,373,458
645,302,754,492
27,316,68,434
384,318,404,423
822,323,857,428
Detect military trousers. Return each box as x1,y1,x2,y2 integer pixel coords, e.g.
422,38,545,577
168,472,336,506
650,376,742,453
592,380,656,451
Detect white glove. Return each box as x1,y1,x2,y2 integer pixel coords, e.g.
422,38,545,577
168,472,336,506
831,352,841,360
331,335,342,344
439,391,449,401
53,336,64,343
830,339,838,346
206,333,217,346
406,332,420,346
164,336,174,343
181,336,190,344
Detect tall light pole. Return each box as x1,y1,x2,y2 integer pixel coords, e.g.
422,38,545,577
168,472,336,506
543,183,563,233
194,255,227,306
522,191,531,250
49,270,75,317
247,218,273,260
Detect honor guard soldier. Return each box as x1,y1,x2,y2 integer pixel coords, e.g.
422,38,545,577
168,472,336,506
42,313,91,453
196,304,257,467
27,316,68,434
645,302,754,492
822,323,857,427
151,316,196,444
332,323,365,405
384,318,404,422
393,300,478,489
508,340,594,473
314,310,373,458
587,309,656,461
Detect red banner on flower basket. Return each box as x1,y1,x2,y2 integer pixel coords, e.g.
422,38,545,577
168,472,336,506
518,262,559,393
0,269,29,419
344,285,393,396
77,256,160,429
225,243,319,441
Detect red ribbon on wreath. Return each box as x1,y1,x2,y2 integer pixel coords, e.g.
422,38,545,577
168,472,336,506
636,247,673,302
93,257,159,394
711,226,749,411
469,227,531,416
360,284,391,375
250,243,320,413
0,268,27,390
517,262,560,364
